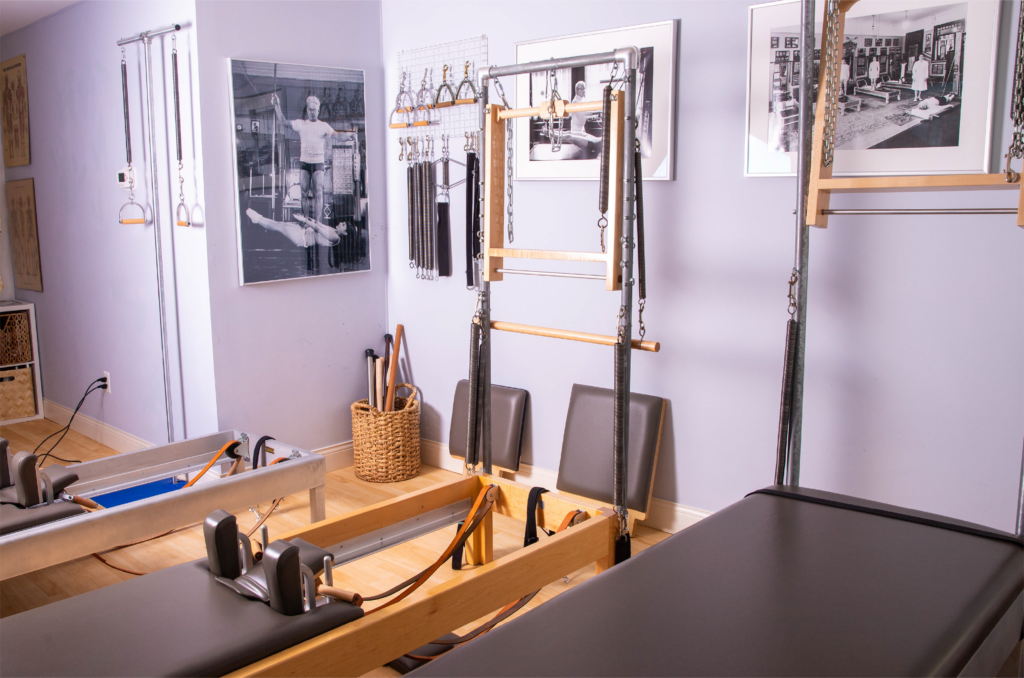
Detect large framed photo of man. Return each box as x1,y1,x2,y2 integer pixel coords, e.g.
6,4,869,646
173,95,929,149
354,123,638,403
2,55,30,167
230,59,370,285
514,20,677,181
745,0,1000,177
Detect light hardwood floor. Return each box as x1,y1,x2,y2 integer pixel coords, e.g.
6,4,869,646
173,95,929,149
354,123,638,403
0,419,669,675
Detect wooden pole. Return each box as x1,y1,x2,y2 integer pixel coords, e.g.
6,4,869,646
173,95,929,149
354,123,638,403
490,320,659,352
384,325,404,412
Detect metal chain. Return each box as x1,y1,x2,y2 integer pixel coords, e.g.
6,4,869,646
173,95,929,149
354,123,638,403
121,46,136,205
821,0,842,168
1004,0,1024,181
787,268,799,317
637,299,646,342
506,119,514,242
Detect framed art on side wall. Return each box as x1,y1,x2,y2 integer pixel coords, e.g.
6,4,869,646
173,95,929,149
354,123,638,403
745,0,999,177
1,55,30,168
6,179,42,292
230,59,369,285
514,20,677,181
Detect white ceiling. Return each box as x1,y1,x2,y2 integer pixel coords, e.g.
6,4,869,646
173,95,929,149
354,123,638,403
0,0,79,37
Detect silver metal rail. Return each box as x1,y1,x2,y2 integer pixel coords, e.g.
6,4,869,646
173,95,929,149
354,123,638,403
798,208,1018,216
117,23,182,443
496,268,605,280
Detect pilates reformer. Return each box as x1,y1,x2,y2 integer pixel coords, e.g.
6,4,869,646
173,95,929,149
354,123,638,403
0,430,326,580
853,76,899,103
0,46,653,678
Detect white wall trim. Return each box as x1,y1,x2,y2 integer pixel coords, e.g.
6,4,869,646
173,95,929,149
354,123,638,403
43,398,152,454
315,440,353,472
419,439,711,534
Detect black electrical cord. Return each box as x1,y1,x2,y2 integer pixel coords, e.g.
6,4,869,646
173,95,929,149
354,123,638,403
35,378,107,466
251,436,275,470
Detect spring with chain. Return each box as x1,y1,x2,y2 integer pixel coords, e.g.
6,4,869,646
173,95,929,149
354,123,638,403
1005,0,1024,181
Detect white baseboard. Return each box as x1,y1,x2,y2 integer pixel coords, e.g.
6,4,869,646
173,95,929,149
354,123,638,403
418,439,711,534
314,440,353,472
43,398,152,454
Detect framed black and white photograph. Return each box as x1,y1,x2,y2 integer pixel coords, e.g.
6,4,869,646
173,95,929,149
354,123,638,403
771,36,780,48
746,0,1000,176
514,20,677,181
229,59,369,285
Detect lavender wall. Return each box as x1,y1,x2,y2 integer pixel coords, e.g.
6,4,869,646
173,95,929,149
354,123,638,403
0,0,219,443
194,0,389,451
381,1,1023,531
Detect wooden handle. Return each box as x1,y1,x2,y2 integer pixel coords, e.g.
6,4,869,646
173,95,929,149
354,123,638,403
69,494,103,510
490,320,659,353
318,585,363,607
120,219,145,224
384,325,404,412
176,221,190,227
375,358,385,411
497,98,607,120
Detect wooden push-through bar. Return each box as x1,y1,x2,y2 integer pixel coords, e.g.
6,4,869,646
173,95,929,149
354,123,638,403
491,320,660,353
229,473,617,677
806,1,1024,229
484,93,624,290
498,99,604,120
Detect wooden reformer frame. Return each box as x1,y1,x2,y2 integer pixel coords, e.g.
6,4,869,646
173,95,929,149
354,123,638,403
231,474,617,677
806,1,1024,230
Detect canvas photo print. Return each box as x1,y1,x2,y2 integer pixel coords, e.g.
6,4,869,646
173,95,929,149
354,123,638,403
768,3,967,154
231,59,369,285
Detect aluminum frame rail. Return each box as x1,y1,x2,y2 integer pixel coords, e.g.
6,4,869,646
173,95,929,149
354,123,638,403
475,48,639,537
0,430,326,580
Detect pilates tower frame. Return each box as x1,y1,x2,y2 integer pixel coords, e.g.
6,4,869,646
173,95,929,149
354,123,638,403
780,0,1024,538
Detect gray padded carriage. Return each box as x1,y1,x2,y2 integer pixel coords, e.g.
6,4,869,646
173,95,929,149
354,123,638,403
0,510,365,677
449,380,528,472
414,486,1024,677
556,384,665,513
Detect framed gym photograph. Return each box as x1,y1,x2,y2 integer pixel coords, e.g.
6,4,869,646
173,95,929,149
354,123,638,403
745,0,1000,177
513,20,677,181
1,54,30,167
229,59,370,285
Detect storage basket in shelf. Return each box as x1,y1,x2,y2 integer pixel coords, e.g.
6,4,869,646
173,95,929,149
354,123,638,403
0,365,36,420
0,311,32,366
351,384,420,483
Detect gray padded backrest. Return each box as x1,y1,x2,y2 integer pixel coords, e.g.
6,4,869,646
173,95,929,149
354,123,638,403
40,464,79,497
0,439,10,489
449,380,528,472
263,540,304,616
204,510,241,579
12,451,39,508
556,384,665,513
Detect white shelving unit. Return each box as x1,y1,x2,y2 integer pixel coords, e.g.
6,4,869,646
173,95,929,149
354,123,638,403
0,300,44,425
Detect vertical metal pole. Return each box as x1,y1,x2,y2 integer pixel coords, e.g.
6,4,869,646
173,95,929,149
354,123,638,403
143,35,176,444
786,0,815,486
1015,438,1024,537
479,76,492,475
613,49,639,536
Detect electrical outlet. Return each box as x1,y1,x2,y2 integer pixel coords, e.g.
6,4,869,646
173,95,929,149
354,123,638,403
103,371,111,394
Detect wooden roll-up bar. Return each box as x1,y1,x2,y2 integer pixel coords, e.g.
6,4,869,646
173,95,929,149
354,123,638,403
806,0,1024,229
497,99,604,120
490,321,660,353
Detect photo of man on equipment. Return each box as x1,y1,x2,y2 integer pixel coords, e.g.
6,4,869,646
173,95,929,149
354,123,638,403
231,59,370,284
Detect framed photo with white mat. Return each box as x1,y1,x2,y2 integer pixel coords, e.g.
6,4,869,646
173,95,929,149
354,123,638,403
514,20,677,181
745,0,1000,177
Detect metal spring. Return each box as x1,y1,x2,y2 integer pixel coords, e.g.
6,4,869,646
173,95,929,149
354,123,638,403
466,319,481,467
775,318,799,485
121,61,132,164
598,85,612,215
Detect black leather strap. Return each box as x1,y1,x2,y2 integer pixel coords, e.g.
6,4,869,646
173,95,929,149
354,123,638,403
749,487,1024,548
524,487,550,547
451,521,464,570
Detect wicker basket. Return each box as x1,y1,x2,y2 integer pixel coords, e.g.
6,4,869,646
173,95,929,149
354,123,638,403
351,384,420,483
0,312,32,366
0,365,36,420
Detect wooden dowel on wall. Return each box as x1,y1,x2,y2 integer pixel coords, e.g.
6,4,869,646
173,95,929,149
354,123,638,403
490,321,659,352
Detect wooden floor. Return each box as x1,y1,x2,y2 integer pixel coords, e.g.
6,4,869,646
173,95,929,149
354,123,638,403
0,419,669,676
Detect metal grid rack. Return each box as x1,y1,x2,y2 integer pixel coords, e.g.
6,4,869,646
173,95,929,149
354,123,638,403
394,36,487,142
